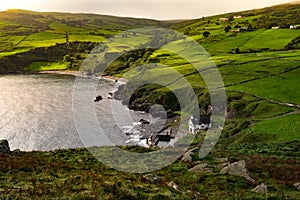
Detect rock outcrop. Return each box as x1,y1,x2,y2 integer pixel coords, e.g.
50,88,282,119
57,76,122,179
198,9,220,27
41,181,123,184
143,174,161,183
220,160,255,182
181,147,199,163
167,181,182,192
188,163,213,173
293,182,300,191
251,183,268,193
216,157,230,168
0,139,10,153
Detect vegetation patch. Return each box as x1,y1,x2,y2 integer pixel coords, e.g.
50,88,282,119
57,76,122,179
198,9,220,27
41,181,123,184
24,61,68,71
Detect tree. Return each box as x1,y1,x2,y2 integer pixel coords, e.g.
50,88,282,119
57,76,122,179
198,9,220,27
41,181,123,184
247,24,253,31
63,54,74,68
203,31,211,38
224,25,232,33
235,47,240,54
228,16,234,22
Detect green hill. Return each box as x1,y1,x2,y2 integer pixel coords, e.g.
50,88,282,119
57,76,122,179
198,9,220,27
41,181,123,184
0,9,172,58
98,3,300,146
0,4,299,144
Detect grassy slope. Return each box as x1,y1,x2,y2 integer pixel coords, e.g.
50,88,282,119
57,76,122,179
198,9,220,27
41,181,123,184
0,9,171,61
0,5,296,143
110,4,300,152
166,3,300,145
0,144,299,199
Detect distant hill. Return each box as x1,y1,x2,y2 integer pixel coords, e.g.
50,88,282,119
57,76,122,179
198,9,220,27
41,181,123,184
0,9,172,36
0,9,177,64
172,2,300,31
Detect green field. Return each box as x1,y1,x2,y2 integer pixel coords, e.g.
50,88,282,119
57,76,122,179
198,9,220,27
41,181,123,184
24,62,68,71
242,29,300,50
229,68,300,104
232,113,300,144
253,114,300,142
49,22,90,34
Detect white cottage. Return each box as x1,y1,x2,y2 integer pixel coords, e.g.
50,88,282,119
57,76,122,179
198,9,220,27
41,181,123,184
188,115,212,134
290,25,299,29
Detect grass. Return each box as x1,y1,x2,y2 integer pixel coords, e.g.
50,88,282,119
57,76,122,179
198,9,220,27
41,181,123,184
69,34,105,42
49,22,91,34
0,48,30,58
202,30,266,53
0,144,299,199
242,29,300,50
17,32,66,48
228,68,300,104
251,114,300,143
24,62,68,71
227,113,300,145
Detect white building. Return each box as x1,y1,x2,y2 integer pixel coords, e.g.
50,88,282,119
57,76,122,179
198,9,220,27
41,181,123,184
233,15,242,19
188,115,212,134
290,25,299,29
219,18,229,21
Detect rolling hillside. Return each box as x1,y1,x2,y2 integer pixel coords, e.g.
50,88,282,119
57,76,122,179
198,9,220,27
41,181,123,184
0,9,172,58
98,3,300,146
0,3,299,145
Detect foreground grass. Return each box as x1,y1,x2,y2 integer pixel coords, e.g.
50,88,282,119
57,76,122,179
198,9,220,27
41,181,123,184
0,143,299,199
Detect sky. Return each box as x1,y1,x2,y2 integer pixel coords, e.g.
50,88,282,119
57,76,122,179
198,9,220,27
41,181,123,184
0,0,294,20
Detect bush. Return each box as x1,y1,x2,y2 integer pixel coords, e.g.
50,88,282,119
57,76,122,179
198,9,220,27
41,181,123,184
203,31,211,38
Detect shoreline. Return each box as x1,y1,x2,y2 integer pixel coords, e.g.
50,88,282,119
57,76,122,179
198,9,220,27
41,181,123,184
38,70,128,83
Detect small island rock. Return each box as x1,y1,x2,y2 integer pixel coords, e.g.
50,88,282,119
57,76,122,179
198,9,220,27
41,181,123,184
0,139,11,153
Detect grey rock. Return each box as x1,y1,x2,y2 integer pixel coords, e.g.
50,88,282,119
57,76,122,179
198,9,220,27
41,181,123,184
219,162,230,168
0,139,10,153
167,181,182,192
188,163,213,173
143,174,161,183
251,183,268,193
12,149,21,154
293,183,300,191
216,157,229,163
181,153,193,162
216,157,230,168
181,147,199,162
220,160,255,182
188,147,199,154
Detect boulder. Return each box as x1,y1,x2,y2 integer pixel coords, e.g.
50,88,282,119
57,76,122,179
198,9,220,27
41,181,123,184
167,181,182,192
12,149,21,154
251,183,268,193
181,153,193,162
188,163,213,173
220,160,255,182
143,174,161,183
181,147,199,163
293,183,300,191
216,157,230,168
0,139,10,153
